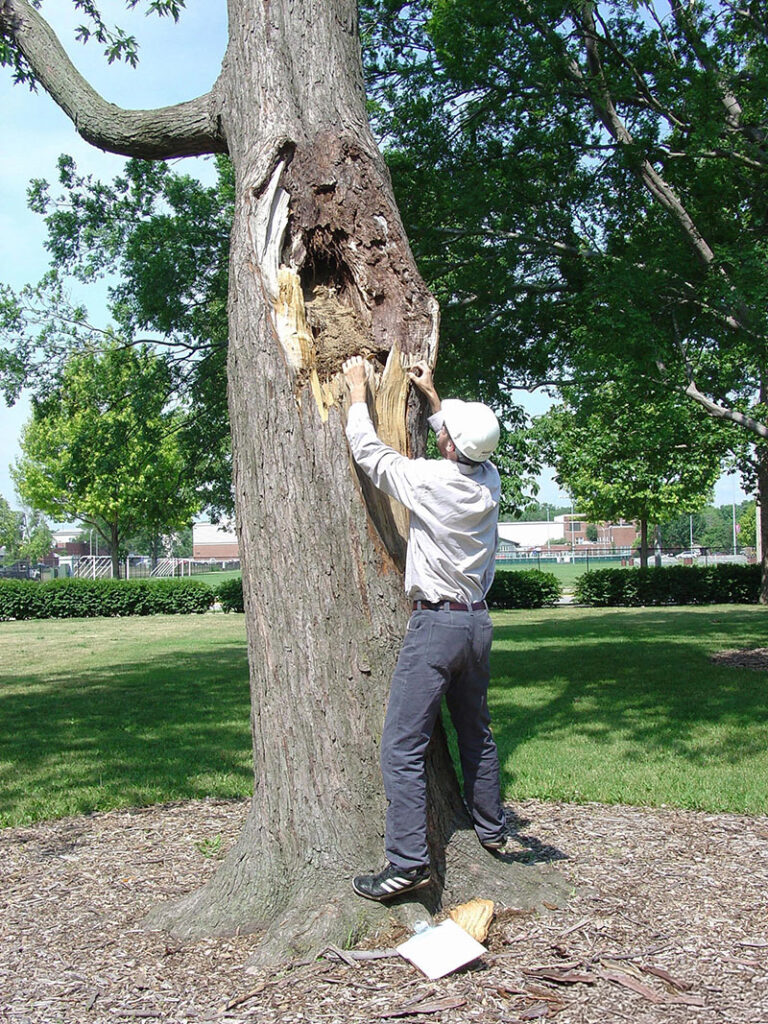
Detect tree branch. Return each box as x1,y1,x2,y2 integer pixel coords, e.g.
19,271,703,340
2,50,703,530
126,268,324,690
683,379,768,439
670,0,768,152
573,4,718,271
1,0,228,158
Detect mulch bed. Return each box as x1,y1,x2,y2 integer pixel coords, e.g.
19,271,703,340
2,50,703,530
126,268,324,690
2,797,767,1023
709,647,768,671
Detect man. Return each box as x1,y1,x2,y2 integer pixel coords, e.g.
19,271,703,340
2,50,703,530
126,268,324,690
342,354,510,902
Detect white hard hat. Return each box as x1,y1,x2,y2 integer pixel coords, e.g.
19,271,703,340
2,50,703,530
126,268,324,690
441,399,500,462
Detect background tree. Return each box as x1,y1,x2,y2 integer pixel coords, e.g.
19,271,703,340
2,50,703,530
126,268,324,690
13,342,199,578
0,155,234,519
362,0,768,586
18,506,53,564
123,523,194,565
658,500,752,553
0,493,23,559
738,502,757,550
533,380,727,565
692,508,736,554
1,0,561,958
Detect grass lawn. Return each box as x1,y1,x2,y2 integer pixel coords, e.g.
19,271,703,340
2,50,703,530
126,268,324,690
193,570,242,585
1,605,767,828
0,614,252,827
484,605,768,814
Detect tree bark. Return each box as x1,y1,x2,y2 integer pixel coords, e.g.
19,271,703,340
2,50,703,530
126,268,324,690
757,453,768,605
4,0,567,960
110,521,120,580
639,519,649,568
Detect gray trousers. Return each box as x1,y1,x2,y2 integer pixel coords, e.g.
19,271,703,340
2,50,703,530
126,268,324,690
381,607,505,870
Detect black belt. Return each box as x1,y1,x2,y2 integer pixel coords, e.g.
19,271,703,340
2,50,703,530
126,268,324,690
412,600,487,612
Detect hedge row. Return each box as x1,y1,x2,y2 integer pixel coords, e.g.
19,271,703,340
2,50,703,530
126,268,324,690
0,577,214,620
574,564,761,607
7,565,754,618
487,569,562,609
212,570,562,615
216,575,246,613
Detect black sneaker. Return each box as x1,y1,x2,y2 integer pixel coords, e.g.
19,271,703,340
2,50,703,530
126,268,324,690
352,862,431,901
482,831,518,855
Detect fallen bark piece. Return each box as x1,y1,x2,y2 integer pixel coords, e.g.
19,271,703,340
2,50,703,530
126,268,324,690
666,992,707,1007
377,995,468,1018
525,983,568,1005
524,966,595,986
599,966,706,1007
520,1001,551,1020
221,982,268,1012
318,943,359,968
558,916,591,937
600,957,645,980
449,898,495,943
640,963,694,991
497,984,527,998
597,969,666,1004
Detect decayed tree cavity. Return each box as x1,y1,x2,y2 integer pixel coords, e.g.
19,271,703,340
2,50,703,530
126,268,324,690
1,0,568,960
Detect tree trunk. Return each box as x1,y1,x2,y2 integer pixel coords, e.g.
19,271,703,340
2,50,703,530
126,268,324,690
110,522,121,580
639,519,649,568
757,450,768,604
144,0,565,960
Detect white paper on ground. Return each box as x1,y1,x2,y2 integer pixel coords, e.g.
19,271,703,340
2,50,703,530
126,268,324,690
396,919,486,979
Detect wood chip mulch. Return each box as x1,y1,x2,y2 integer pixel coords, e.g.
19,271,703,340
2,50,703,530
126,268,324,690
709,647,768,671
2,797,767,1024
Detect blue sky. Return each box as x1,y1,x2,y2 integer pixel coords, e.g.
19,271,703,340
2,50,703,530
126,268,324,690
0,3,747,511
0,3,227,510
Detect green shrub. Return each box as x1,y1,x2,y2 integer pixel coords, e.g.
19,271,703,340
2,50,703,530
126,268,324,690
487,569,562,609
0,577,214,620
574,564,761,607
0,579,43,621
217,575,245,613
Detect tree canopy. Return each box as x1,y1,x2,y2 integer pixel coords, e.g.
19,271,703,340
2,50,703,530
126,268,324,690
0,493,24,557
13,341,200,576
1,154,234,517
362,0,768,462
9,1,768,512
533,377,728,560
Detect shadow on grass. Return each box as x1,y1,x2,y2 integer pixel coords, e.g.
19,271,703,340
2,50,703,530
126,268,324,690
488,608,768,800
0,644,252,825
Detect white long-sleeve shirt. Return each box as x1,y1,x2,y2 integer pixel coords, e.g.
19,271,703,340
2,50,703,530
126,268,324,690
345,402,500,604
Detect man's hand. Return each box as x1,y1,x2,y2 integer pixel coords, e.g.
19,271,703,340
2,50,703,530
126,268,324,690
342,355,369,404
407,360,441,414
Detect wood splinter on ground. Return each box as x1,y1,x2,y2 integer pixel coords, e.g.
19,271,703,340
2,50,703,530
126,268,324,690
448,898,495,944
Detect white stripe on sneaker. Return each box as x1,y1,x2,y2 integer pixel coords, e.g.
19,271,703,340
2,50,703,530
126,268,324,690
381,876,411,893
